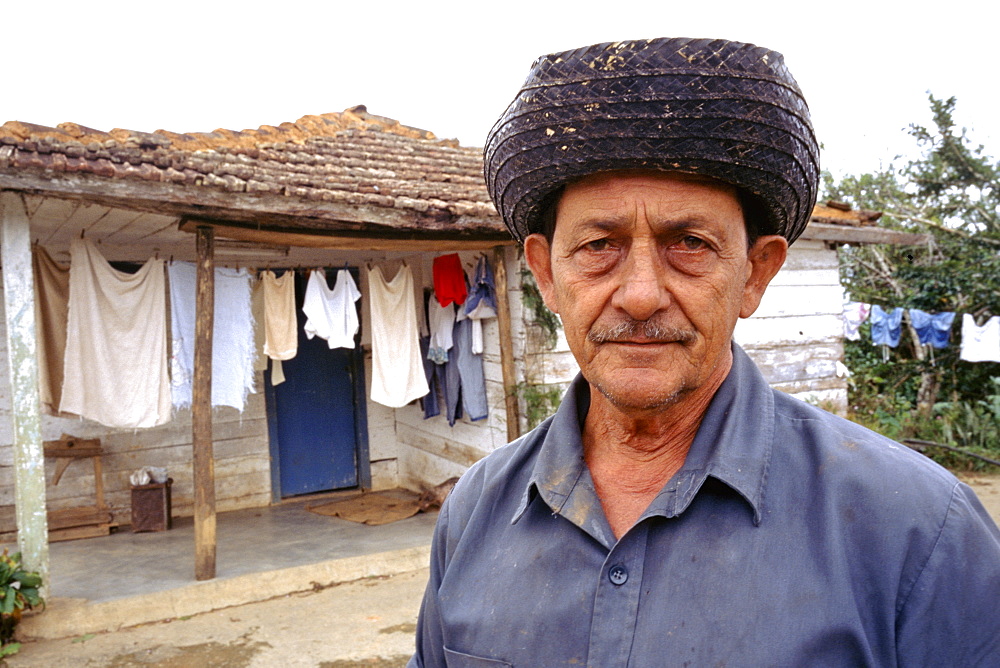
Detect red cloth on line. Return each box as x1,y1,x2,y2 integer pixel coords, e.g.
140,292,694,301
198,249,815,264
433,253,467,307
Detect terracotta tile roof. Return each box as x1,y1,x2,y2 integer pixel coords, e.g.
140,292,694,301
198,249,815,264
0,107,884,243
811,201,883,226
0,106,504,237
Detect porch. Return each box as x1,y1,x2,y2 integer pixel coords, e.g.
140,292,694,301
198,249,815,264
3,493,437,641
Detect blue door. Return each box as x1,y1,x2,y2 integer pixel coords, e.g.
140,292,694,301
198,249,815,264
265,270,363,497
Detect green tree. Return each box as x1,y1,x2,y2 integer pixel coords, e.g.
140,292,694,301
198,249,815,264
824,95,999,458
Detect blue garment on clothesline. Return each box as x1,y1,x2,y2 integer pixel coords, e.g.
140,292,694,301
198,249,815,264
464,255,498,316
419,335,442,419
908,309,956,349
445,317,489,426
870,305,903,347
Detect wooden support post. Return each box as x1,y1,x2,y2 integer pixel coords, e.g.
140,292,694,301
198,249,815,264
192,226,216,581
0,192,50,592
493,246,521,442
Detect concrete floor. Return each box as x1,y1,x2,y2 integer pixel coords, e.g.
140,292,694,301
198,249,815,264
28,498,436,603
1,491,438,638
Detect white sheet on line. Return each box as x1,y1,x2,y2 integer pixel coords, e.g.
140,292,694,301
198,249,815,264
61,239,171,428
168,261,255,411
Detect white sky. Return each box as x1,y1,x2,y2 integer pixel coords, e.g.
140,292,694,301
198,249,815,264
6,1,998,180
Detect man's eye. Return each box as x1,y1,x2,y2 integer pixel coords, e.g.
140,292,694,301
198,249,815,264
584,239,611,252
680,236,706,250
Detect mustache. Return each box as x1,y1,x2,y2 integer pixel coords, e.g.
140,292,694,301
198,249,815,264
587,318,696,344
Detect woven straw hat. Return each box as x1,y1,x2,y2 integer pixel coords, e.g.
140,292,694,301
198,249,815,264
484,37,820,244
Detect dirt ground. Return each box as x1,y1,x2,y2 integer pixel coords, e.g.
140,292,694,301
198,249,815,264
959,471,1000,526
5,569,430,668
6,475,999,668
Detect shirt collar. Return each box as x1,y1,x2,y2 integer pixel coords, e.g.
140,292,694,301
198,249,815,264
512,343,774,528
511,377,591,525
664,343,774,525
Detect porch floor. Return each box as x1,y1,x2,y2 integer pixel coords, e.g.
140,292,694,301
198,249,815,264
3,493,438,639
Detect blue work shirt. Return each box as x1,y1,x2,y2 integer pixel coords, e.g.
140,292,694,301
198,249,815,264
409,344,1000,667
871,305,904,347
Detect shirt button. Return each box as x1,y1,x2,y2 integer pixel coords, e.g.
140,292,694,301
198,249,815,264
609,565,628,586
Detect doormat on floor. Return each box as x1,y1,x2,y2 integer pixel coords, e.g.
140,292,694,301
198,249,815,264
306,489,423,526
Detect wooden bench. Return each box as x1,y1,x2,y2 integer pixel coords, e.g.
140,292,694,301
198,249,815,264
43,435,115,541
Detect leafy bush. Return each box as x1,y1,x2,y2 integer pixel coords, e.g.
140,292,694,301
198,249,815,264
0,550,42,617
520,269,561,349
519,382,566,430
0,549,44,653
848,363,1000,471
928,378,1000,470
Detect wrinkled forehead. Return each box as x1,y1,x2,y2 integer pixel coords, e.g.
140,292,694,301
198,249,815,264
546,170,747,238
561,170,741,202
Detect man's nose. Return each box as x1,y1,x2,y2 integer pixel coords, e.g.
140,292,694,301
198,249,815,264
610,241,669,321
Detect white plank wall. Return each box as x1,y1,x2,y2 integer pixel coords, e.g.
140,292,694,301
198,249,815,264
735,239,848,413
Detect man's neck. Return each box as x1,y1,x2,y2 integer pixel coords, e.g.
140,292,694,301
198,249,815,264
582,356,731,539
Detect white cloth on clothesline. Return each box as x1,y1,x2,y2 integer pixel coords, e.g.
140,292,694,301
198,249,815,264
251,275,268,372
960,314,1000,363
427,298,455,364
261,270,297,361
168,262,255,411
842,301,871,342
466,300,496,355
303,269,361,349
61,239,171,428
367,264,429,407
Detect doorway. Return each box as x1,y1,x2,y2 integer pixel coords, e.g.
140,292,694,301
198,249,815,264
264,269,369,498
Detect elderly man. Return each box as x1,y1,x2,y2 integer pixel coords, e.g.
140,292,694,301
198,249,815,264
409,38,1000,666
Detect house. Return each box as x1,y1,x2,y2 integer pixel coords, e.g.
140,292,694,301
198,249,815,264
0,107,926,583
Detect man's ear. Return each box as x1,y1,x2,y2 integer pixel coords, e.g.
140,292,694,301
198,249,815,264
523,233,560,315
740,235,788,318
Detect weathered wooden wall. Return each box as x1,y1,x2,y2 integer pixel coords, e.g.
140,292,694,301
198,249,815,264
361,353,401,491
0,282,272,538
734,239,847,413
392,326,510,490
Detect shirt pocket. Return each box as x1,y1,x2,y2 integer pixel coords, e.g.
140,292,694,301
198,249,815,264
444,646,513,667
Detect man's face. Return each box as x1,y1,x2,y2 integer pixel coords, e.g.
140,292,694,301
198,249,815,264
524,171,787,413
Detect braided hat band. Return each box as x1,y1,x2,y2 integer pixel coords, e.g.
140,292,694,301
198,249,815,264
484,37,820,244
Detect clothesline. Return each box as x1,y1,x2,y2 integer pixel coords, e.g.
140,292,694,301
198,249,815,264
31,242,499,429
843,301,1000,363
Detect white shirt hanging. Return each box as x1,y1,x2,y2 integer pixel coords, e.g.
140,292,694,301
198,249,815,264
427,297,456,364
303,268,361,349
960,314,1000,363
842,301,871,342
466,300,496,355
